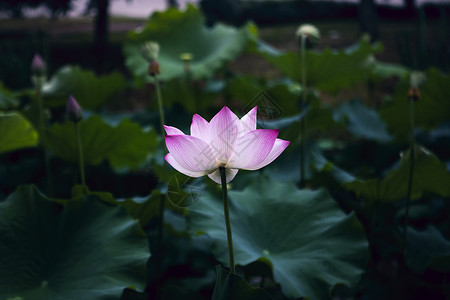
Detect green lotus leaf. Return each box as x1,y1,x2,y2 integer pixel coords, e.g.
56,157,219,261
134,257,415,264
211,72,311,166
333,99,393,143
188,178,368,299
254,38,377,94
42,65,126,109
344,146,450,203
212,266,273,300
406,226,450,274
45,115,158,170
0,185,149,300
226,76,300,118
380,68,450,141
370,59,410,80
0,82,19,110
123,5,256,82
0,112,38,154
159,78,220,114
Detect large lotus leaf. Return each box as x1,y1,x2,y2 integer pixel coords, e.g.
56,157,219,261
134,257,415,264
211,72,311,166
212,266,273,300
333,99,393,143
41,65,126,109
406,226,450,274
226,76,300,118
0,82,18,110
311,150,357,185
345,146,450,203
159,78,219,114
0,185,149,300
380,68,450,141
124,5,256,82
370,58,410,80
45,115,158,169
188,178,368,299
254,38,377,94
0,112,38,154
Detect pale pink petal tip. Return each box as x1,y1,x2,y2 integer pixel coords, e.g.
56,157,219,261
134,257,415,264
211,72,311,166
246,138,290,170
228,129,279,170
164,125,185,136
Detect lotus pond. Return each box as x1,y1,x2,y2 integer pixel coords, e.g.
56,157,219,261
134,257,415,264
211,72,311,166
0,5,449,300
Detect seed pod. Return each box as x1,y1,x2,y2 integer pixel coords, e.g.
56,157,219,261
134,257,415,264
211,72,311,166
148,60,161,77
141,41,160,62
296,24,320,49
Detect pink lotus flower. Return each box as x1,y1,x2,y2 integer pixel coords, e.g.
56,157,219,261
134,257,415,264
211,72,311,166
164,106,290,183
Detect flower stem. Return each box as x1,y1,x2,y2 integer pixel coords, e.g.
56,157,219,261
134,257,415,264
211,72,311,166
154,75,165,139
299,34,307,188
219,166,235,275
36,84,53,196
402,99,415,254
75,122,86,191
153,73,167,288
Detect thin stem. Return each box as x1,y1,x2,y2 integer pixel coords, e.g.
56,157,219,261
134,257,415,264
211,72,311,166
219,167,235,275
299,34,307,188
75,122,86,190
36,84,53,196
154,75,165,139
153,73,167,291
402,99,415,253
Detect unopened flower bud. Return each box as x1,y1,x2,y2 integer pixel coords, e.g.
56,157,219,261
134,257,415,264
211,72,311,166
148,60,161,77
296,24,320,49
141,41,160,62
31,54,46,75
66,95,83,122
31,54,47,87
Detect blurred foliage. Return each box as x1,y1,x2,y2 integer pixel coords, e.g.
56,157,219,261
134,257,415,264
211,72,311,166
0,83,19,110
211,266,273,300
45,115,158,170
42,65,127,110
0,112,38,154
0,185,149,300
252,37,380,94
123,5,256,83
380,68,450,142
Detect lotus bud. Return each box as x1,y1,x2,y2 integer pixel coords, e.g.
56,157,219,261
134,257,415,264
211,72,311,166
141,41,160,62
148,60,161,77
180,52,193,73
31,53,47,87
31,54,46,75
296,24,320,49
66,95,83,122
408,71,426,101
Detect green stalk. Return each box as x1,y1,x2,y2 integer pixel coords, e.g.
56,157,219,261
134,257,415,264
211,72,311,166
153,73,167,286
402,99,415,253
36,83,53,196
75,122,86,191
219,167,235,275
154,75,165,137
299,34,307,188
